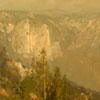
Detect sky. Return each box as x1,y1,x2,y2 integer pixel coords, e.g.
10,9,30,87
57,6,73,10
0,0,100,12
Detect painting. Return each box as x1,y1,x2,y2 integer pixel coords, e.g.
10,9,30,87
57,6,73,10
0,0,100,100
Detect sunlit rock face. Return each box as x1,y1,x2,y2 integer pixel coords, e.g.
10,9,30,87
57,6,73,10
11,19,53,58
11,19,62,59
0,12,63,60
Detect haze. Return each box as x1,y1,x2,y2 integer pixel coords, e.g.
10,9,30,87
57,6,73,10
0,0,100,12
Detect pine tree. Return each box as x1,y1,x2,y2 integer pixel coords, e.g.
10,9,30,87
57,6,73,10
52,66,62,100
34,49,50,100
62,75,68,100
40,49,48,100
0,47,8,67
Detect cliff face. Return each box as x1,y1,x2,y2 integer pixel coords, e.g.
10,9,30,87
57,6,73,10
0,11,64,61
1,11,100,91
10,20,52,58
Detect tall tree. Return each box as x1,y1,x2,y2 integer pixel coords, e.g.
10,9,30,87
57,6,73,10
0,47,8,67
62,75,68,100
35,49,50,100
52,66,62,100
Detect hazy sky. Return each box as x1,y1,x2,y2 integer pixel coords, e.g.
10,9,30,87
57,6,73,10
0,0,100,12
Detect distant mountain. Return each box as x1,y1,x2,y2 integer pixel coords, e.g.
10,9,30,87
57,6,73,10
68,18,100,50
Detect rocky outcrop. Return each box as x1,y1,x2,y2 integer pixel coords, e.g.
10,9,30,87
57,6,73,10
0,88,9,97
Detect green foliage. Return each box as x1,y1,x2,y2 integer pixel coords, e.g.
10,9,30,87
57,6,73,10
20,77,34,99
0,48,100,100
0,47,8,67
52,66,62,100
62,75,68,100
